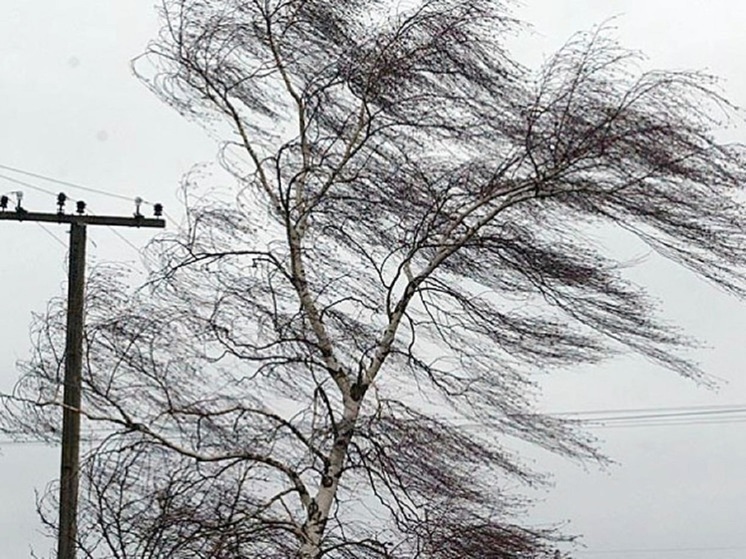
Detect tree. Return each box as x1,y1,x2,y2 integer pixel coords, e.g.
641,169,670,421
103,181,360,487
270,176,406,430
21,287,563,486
3,0,746,557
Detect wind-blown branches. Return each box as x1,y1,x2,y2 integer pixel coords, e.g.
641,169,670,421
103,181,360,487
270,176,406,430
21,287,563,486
3,1,746,558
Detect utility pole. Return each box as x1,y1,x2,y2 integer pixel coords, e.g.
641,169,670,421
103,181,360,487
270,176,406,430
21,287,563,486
0,192,165,559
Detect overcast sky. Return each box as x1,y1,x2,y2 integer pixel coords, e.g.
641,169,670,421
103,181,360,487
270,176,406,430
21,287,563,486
1,1,745,557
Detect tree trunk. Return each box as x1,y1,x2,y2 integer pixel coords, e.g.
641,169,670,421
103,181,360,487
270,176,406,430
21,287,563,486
298,399,360,558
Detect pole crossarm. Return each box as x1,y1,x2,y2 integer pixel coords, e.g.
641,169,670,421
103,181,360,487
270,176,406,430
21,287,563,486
0,211,165,228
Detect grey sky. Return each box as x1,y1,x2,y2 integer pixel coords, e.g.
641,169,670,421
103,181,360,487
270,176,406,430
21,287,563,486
1,1,744,557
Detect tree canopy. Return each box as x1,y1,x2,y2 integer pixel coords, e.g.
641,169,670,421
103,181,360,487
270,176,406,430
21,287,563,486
3,1,746,558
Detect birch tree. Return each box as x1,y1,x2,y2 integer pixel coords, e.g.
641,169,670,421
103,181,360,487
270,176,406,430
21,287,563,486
4,0,746,558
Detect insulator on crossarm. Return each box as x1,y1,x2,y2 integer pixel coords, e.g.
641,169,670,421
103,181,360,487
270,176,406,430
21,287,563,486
57,192,67,214
153,203,163,217
134,197,143,218
0,195,8,211
76,200,86,215
14,191,23,212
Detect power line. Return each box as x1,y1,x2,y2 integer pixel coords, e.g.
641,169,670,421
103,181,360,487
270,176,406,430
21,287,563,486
105,226,146,255
579,406,746,427
587,417,746,429
0,438,58,446
0,164,176,223
0,162,151,205
2,404,746,448
436,404,746,428
0,433,112,447
0,172,59,199
35,222,68,248
553,402,746,417
470,403,746,421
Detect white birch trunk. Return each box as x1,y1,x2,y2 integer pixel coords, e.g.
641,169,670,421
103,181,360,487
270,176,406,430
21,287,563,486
297,399,360,558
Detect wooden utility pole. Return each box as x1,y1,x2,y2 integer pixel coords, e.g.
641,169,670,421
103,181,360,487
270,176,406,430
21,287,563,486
58,220,86,559
0,193,164,559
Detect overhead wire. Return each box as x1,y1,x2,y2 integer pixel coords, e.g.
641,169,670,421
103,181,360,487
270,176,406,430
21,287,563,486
552,402,746,417
0,172,59,199
588,417,746,429
0,435,111,447
575,405,746,429
0,174,71,254
34,223,68,248
0,438,57,447
2,403,746,448
0,162,177,223
434,403,746,430
0,162,152,205
104,225,147,255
